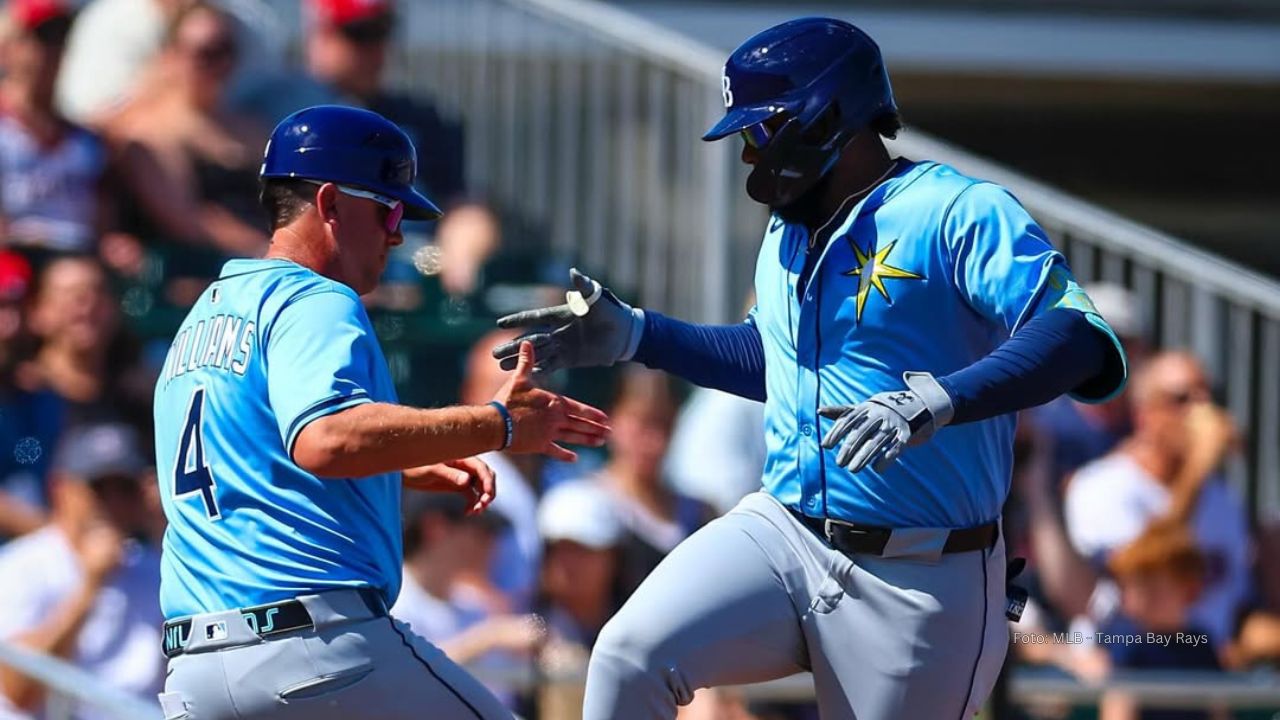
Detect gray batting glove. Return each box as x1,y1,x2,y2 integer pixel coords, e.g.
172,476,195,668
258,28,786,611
818,372,955,473
492,269,645,373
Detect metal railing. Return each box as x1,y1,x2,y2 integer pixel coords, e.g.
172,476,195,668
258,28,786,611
0,640,162,720
394,0,1280,519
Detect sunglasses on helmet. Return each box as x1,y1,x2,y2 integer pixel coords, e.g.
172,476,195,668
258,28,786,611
306,180,404,234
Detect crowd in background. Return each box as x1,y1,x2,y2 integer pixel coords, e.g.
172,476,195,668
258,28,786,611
1,0,1278,719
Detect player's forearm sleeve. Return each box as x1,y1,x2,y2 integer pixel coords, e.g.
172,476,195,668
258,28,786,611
937,309,1118,425
632,311,767,401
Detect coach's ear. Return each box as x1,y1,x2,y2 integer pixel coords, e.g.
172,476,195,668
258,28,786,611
313,183,340,226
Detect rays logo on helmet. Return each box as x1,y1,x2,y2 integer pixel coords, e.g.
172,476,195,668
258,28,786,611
721,71,734,108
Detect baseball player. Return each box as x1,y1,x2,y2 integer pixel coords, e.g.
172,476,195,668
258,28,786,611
492,18,1128,720
152,105,609,720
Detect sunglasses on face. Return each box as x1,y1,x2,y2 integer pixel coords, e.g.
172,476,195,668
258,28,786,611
339,16,394,45
739,123,773,150
31,16,73,46
307,181,405,234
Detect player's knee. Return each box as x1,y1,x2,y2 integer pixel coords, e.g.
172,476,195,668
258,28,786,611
589,620,693,707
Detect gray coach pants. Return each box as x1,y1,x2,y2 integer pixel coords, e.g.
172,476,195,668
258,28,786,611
158,589,511,720
584,492,1008,720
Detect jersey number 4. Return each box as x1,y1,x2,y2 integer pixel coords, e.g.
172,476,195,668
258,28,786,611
175,387,221,520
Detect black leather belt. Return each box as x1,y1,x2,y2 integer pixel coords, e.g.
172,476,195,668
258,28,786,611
791,510,998,556
162,587,385,658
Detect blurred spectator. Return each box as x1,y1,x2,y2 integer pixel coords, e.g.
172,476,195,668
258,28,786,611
435,201,502,299
0,0,119,257
1222,514,1280,670
588,368,713,599
665,388,765,516
535,481,623,720
536,480,622,654
0,423,162,720
1026,283,1150,489
104,1,268,267
458,328,541,612
0,250,61,541
1091,521,1226,720
1065,352,1251,648
21,256,153,435
52,0,185,126
297,0,465,203
391,492,543,708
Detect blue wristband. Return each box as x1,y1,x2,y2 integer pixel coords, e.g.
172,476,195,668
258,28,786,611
488,401,514,450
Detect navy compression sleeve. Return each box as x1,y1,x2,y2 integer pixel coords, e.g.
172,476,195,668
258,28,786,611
632,311,767,401
936,309,1110,425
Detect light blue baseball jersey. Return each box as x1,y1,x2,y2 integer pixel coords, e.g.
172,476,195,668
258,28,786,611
754,160,1118,529
154,258,402,619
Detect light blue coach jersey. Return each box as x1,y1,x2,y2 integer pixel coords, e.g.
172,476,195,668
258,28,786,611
154,259,402,619
755,160,1121,529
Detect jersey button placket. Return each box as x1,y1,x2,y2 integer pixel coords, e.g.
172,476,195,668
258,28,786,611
795,281,824,516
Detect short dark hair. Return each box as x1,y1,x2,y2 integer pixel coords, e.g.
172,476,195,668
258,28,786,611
259,178,317,232
871,111,903,140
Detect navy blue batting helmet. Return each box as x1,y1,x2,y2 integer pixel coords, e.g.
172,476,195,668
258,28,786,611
260,105,442,220
703,17,897,207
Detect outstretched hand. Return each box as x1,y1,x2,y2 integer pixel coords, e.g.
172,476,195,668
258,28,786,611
403,457,497,515
492,269,644,374
493,341,611,462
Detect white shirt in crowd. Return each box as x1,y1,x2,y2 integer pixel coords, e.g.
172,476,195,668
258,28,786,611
0,526,163,720
664,388,766,515
1065,453,1253,646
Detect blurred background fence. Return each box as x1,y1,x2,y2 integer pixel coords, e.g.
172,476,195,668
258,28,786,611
393,0,1280,522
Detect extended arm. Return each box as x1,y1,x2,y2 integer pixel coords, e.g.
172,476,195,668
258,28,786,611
822,308,1125,472
493,270,766,401
632,311,766,401
293,342,609,479
938,308,1108,425
294,403,507,477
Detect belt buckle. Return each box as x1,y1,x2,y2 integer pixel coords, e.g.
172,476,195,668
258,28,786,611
823,517,868,541
823,518,891,555
821,518,842,542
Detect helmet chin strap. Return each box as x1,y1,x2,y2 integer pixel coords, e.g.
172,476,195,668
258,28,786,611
746,118,851,207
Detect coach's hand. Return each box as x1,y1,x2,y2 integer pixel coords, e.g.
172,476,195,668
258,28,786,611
404,458,497,515
493,341,611,461
819,372,955,473
492,269,644,373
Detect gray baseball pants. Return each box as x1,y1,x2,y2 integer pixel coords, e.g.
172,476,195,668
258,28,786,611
584,491,1008,720
158,589,511,720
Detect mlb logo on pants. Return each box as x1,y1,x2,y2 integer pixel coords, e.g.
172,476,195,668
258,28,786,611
206,622,228,642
